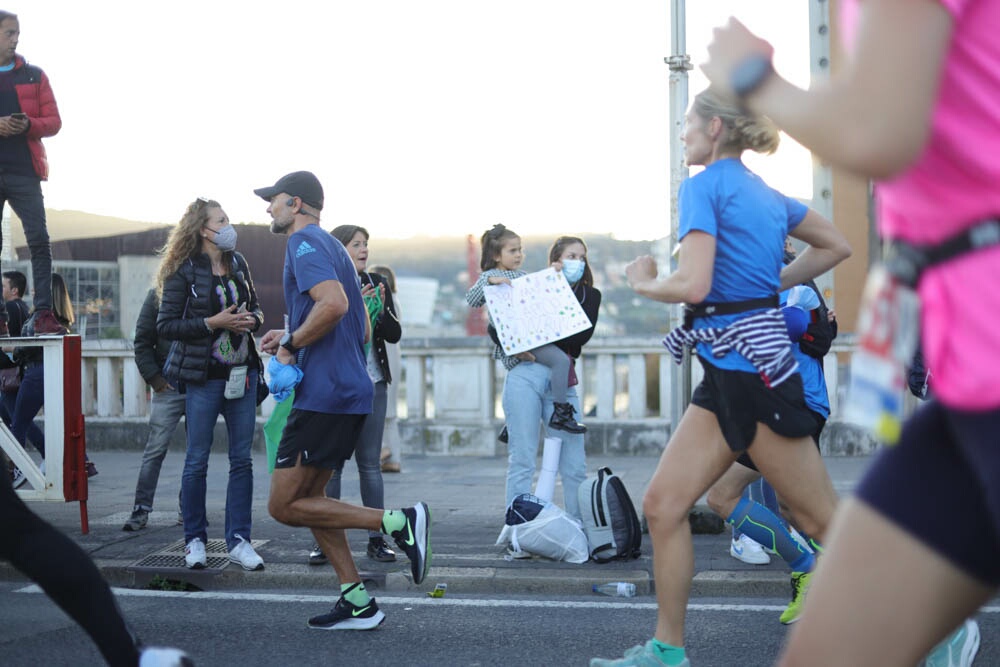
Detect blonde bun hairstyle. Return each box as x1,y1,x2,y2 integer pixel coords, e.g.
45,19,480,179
693,88,780,155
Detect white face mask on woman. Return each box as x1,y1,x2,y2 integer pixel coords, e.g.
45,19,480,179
211,225,238,252
562,258,585,284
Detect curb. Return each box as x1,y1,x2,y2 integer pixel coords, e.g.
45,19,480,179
0,560,791,600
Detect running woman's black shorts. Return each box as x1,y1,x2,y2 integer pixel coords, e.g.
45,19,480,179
856,400,1000,585
691,356,818,455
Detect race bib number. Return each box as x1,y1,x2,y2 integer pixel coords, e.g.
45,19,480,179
844,266,920,444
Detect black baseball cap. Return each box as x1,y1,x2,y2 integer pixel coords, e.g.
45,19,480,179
253,171,324,210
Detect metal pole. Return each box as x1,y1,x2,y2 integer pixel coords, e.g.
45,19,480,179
666,0,691,435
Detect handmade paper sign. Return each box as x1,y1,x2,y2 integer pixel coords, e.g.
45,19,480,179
484,267,592,356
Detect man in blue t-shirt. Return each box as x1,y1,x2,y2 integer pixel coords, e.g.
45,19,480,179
255,171,431,631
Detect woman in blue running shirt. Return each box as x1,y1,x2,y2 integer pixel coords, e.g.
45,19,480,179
591,89,851,667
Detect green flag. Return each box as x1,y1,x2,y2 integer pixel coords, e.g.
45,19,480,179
263,391,295,473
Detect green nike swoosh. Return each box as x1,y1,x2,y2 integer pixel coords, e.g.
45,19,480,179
402,522,415,547
352,605,372,617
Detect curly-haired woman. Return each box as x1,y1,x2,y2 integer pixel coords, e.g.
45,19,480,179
156,198,265,572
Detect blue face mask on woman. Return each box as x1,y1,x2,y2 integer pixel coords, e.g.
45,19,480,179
211,225,238,252
562,258,585,284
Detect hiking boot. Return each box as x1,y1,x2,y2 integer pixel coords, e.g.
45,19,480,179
307,593,385,631
23,309,67,336
228,534,264,571
367,536,397,562
184,537,207,569
549,401,586,434
138,646,195,667
498,424,509,443
730,534,771,565
925,618,980,667
123,508,149,532
779,569,813,624
590,640,689,667
389,502,431,584
308,544,328,565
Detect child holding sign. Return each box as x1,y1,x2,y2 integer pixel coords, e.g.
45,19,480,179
466,224,585,434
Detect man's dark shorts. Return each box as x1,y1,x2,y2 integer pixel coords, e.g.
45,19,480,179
857,400,1000,585
691,357,818,456
275,409,366,470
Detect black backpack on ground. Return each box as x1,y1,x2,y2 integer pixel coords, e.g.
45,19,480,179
577,467,642,563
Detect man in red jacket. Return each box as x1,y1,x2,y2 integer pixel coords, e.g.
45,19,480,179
0,11,63,336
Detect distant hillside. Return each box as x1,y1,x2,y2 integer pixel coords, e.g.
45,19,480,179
9,209,170,248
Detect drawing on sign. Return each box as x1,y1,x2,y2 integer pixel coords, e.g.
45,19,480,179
484,268,592,356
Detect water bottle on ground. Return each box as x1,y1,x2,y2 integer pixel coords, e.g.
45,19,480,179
593,582,636,597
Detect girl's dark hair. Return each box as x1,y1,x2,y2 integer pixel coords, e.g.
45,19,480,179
479,224,519,271
548,236,593,287
692,88,780,155
369,264,396,292
51,273,75,327
331,224,369,248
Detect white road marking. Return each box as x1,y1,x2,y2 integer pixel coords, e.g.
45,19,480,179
12,586,1000,614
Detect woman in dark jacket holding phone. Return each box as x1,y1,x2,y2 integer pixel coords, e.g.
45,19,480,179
308,225,402,565
156,198,265,572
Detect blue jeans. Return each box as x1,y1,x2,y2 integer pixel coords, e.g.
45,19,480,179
1,387,45,454
10,365,46,457
132,387,186,511
502,361,587,521
181,371,257,551
326,380,385,539
0,172,52,311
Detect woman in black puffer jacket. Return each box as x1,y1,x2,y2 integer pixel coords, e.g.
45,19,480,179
156,198,266,572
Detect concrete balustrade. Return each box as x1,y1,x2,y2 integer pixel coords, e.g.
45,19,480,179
74,335,885,457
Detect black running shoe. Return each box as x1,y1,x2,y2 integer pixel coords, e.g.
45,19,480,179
307,595,385,631
389,502,431,584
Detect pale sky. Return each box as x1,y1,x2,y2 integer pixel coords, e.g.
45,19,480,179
16,1,812,241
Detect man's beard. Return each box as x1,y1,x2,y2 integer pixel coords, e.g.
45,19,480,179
270,215,294,235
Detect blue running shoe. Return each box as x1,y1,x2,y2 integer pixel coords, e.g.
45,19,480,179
925,619,980,667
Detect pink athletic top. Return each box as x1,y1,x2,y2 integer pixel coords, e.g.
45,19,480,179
843,0,1000,409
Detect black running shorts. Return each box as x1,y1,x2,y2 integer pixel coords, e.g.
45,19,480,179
275,409,366,470
691,357,818,455
856,400,1000,585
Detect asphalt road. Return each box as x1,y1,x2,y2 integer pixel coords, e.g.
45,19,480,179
2,583,996,666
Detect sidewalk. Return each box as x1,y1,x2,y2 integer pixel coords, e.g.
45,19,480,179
2,450,871,598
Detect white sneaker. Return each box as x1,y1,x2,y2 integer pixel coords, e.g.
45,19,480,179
228,534,264,571
184,538,207,569
730,534,771,565
138,647,194,667
10,467,26,489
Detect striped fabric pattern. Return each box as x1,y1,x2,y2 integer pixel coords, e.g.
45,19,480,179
662,308,799,388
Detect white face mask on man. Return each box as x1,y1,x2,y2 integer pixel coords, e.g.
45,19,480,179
211,225,238,252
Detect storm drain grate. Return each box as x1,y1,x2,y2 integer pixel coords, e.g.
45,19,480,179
130,538,266,570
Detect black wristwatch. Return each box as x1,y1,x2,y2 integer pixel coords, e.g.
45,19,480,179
730,53,774,100
279,331,298,354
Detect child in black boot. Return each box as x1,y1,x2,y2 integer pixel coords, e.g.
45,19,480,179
549,401,586,434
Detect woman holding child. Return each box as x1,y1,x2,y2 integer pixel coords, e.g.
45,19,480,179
489,235,601,524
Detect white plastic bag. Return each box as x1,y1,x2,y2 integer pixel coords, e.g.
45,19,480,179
496,500,589,564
